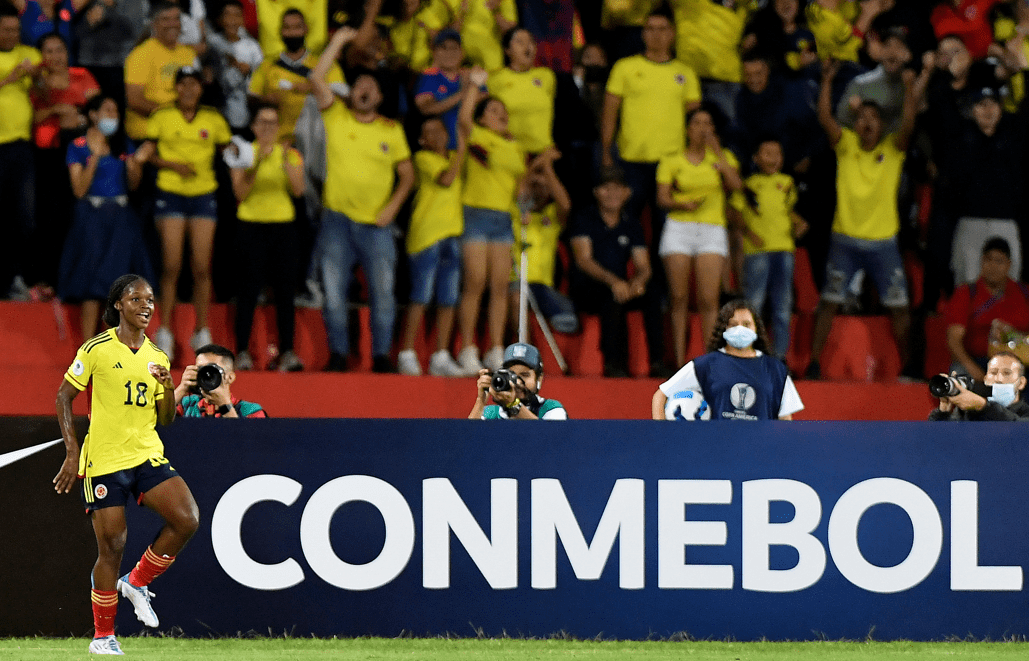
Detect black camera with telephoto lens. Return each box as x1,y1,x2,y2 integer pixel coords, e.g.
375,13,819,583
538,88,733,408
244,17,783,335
928,374,992,399
191,363,225,394
491,368,522,393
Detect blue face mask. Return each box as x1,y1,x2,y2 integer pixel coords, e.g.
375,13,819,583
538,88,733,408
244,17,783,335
97,117,119,137
988,382,1018,407
723,325,757,350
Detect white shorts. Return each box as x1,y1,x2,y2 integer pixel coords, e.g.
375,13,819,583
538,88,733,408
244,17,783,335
658,220,729,258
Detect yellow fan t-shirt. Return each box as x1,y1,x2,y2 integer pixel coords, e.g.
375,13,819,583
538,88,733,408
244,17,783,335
408,149,463,254
148,105,232,196
237,143,303,223
657,147,740,227
606,55,701,163
488,66,556,153
741,172,798,255
322,100,412,224
833,129,904,241
123,38,198,139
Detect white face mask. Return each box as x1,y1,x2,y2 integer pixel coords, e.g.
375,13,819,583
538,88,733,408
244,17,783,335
723,325,757,349
988,382,1018,407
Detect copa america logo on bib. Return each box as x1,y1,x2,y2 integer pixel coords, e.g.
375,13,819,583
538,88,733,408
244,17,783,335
664,390,710,421
94,484,108,500
730,383,756,411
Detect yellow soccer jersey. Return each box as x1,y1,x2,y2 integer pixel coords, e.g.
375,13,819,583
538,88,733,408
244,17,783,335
805,1,861,63
606,55,702,163
408,150,463,255
462,124,526,211
148,105,232,196
833,129,903,241
64,329,171,478
387,12,434,73
511,201,561,287
250,54,344,141
0,45,41,144
422,0,517,72
256,0,328,57
123,39,198,140
322,100,411,223
657,148,740,227
237,143,302,223
670,0,755,83
488,67,556,153
741,172,797,255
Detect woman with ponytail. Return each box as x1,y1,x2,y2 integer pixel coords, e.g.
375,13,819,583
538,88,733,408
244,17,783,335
55,274,199,656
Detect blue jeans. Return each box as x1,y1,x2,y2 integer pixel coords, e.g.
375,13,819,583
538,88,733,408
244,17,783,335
743,251,794,359
318,209,397,357
408,236,461,307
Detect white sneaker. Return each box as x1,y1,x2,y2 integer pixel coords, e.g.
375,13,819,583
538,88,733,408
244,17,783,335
483,346,505,371
154,326,174,360
397,349,422,376
428,350,464,377
235,350,254,371
457,346,484,376
190,327,212,352
88,635,124,655
117,573,159,628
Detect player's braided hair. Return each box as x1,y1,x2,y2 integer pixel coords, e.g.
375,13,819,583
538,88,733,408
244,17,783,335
103,274,148,328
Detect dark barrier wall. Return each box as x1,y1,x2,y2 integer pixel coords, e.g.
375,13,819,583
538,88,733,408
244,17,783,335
2,418,1027,640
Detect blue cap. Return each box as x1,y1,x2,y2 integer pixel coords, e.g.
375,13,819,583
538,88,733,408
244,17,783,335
503,342,543,373
433,28,461,47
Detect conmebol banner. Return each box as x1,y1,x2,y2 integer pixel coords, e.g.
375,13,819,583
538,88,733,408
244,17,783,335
16,419,1029,640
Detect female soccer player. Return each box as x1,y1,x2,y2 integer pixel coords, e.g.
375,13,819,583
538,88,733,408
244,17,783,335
54,274,199,655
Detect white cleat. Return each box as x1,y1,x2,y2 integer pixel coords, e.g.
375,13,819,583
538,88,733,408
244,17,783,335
88,635,124,655
117,574,159,628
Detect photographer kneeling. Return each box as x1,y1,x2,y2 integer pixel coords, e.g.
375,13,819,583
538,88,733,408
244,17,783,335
174,344,268,418
468,343,568,420
929,351,1029,421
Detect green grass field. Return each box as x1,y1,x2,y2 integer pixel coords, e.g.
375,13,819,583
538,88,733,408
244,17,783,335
2,638,1029,660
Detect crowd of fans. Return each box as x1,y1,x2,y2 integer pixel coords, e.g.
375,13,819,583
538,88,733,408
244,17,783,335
3,0,1028,378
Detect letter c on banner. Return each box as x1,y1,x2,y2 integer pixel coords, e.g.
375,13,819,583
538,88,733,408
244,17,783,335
300,475,415,591
828,478,943,594
211,474,306,590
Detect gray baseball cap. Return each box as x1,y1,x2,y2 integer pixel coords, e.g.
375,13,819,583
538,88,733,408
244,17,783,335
502,343,543,373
